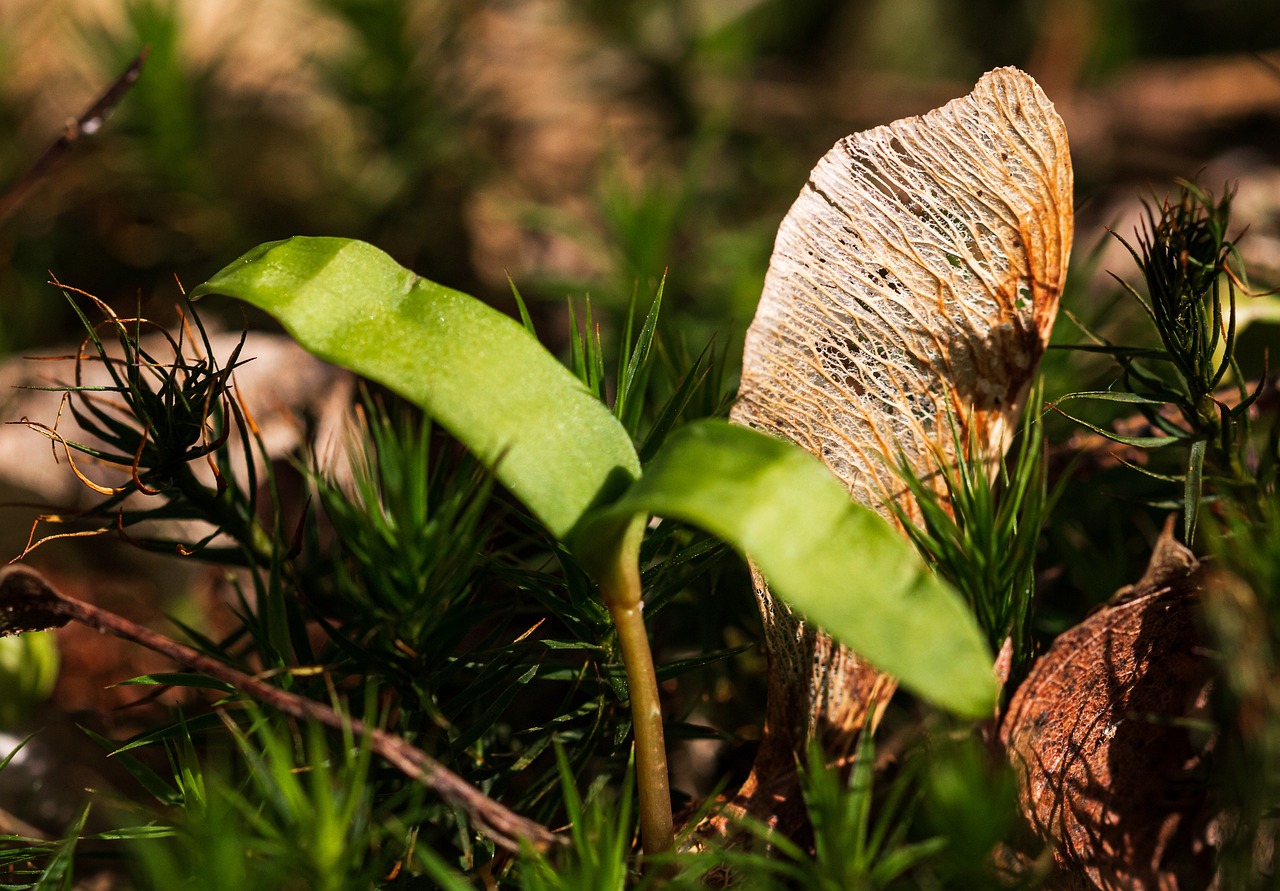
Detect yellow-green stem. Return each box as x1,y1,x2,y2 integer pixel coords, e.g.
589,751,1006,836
600,553,674,858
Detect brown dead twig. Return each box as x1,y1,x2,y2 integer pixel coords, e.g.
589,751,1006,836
0,49,148,225
0,564,561,854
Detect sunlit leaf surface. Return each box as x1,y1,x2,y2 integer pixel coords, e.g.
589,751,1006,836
577,420,996,717
193,237,640,542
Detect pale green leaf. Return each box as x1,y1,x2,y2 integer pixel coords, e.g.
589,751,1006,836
575,420,996,717
192,237,640,543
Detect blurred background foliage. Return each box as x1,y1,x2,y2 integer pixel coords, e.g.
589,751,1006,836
2,0,1278,352
0,1,1279,879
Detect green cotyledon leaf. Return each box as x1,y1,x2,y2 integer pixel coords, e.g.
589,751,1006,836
574,419,996,717
192,237,641,546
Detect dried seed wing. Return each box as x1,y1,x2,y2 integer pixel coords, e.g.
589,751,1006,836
722,70,1072,823
733,66,1072,515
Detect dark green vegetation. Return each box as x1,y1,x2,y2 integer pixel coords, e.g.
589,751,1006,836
1,2,1279,888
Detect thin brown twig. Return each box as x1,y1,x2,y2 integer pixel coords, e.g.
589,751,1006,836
0,564,561,854
0,49,149,225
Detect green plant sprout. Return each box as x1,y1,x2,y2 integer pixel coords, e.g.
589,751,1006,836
893,385,1061,681
127,708,402,891
17,282,274,568
1054,182,1273,542
191,236,996,857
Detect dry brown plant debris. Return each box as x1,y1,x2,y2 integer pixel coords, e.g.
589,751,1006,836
725,67,1072,835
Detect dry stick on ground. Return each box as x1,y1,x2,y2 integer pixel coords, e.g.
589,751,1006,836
0,564,561,854
0,49,148,225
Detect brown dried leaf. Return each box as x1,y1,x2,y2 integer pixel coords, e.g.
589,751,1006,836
1000,524,1216,890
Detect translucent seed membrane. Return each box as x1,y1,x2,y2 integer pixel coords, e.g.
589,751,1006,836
732,67,1073,518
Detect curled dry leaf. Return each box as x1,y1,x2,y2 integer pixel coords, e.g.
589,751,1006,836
1000,524,1216,890
725,66,1072,828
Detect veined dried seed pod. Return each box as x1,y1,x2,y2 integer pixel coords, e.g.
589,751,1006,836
729,68,1072,806
734,67,1071,515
